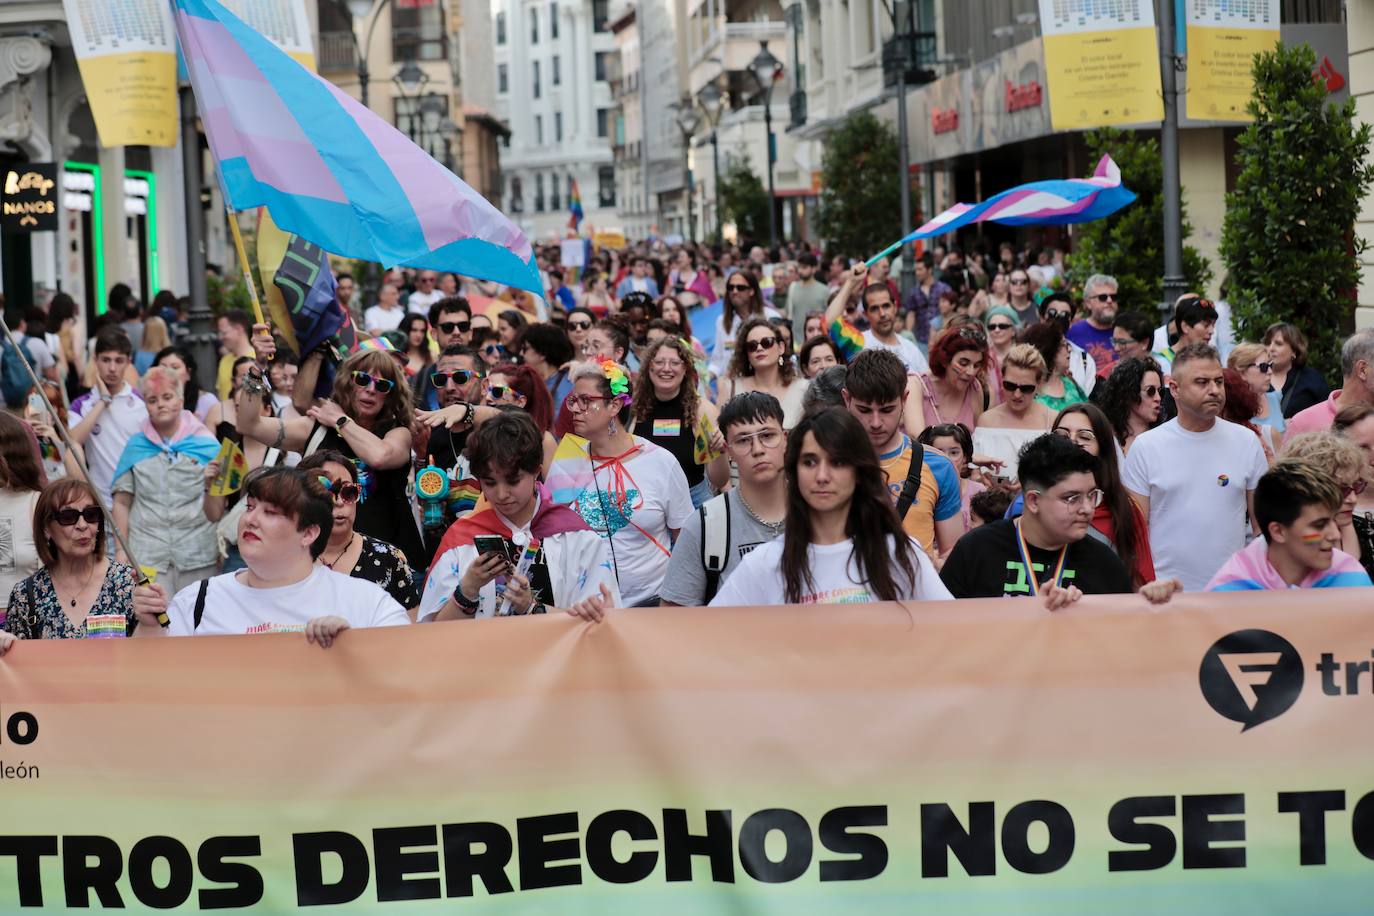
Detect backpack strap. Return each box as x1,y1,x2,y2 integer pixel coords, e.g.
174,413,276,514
192,578,211,631
303,422,330,458
699,493,731,604
894,439,926,521
24,574,36,621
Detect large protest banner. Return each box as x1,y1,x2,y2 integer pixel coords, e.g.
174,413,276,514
0,591,1370,912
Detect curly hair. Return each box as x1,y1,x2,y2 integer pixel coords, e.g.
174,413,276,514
631,336,700,426
1280,432,1366,486
727,315,797,383
332,349,415,433
1097,357,1164,446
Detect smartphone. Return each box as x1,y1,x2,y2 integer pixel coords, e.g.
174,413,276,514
27,392,45,416
473,535,511,564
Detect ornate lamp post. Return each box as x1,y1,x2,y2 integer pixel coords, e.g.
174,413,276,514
748,41,782,250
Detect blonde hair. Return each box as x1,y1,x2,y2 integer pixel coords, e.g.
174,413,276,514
140,316,172,353
1227,342,1268,371
139,365,184,401
1280,432,1366,484
1002,343,1047,382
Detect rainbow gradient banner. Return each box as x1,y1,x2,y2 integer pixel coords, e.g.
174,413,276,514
1,591,1371,912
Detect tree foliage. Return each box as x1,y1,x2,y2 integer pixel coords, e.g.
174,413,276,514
719,149,770,244
1069,128,1212,311
1220,42,1374,380
815,111,901,256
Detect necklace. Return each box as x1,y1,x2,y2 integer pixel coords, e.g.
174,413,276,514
56,561,100,608
323,533,358,570
737,488,784,534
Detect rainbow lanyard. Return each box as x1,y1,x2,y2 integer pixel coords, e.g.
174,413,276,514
1014,519,1068,596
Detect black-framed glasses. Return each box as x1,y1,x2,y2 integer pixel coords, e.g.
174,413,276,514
727,284,752,293
317,477,361,504
1247,362,1274,373
745,336,779,353
1002,380,1037,395
437,321,471,334
1111,336,1137,347
431,369,482,387
53,506,102,527
351,371,396,394
567,320,593,331
987,322,1015,332
1341,480,1368,500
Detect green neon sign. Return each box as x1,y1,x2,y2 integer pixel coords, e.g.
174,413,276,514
62,160,104,314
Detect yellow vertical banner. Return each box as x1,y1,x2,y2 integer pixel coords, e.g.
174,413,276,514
1185,0,1281,121
1037,0,1163,131
61,0,179,148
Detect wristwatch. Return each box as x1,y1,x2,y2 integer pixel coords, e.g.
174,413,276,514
335,415,351,432
530,602,547,615
452,583,480,616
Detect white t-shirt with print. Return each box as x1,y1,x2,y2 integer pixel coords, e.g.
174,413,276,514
418,520,621,621
1121,417,1269,591
167,566,409,636
710,535,952,606
573,437,693,606
363,304,406,333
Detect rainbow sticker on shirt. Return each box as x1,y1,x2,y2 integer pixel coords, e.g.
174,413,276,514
1217,474,1230,487
84,614,128,638
652,418,681,437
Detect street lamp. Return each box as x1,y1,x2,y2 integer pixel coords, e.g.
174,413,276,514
393,58,430,141
672,98,703,243
698,80,726,244
748,41,782,250
338,0,394,110
879,0,936,300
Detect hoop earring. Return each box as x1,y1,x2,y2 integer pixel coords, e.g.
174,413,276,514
778,354,785,368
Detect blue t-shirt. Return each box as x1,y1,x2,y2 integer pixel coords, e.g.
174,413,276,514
1067,319,1116,372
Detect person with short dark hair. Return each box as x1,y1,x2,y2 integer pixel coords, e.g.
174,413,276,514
414,297,474,408
903,252,953,347
802,365,847,415
1122,343,1268,590
969,487,1012,528
1068,273,1119,373
1107,311,1155,370
940,434,1134,606
68,330,149,507
615,256,661,300
519,323,577,417
134,466,409,642
787,251,829,345
660,392,788,607
1153,297,1218,370
422,411,619,620
799,335,844,379
1207,458,1372,590
826,262,930,374
1264,321,1329,418
708,408,950,606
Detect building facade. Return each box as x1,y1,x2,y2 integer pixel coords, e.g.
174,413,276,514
493,0,617,240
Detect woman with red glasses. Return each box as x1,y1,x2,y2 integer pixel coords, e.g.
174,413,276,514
1,478,138,652
296,450,418,614
238,341,425,568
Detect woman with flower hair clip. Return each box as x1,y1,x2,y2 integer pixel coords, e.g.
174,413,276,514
562,358,694,606
630,337,729,507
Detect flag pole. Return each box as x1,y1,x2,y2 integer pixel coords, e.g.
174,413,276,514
0,317,166,626
225,207,268,328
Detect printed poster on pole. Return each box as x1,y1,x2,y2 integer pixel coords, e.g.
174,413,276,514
1037,0,1163,130
1184,0,1281,121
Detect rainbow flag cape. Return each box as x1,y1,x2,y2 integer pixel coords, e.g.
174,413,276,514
867,155,1135,265
567,179,584,230
173,0,541,294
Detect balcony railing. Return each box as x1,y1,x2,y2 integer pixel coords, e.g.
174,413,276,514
319,31,356,73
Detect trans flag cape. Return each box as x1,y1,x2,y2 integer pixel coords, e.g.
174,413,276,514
426,484,590,577
172,0,541,295
1205,537,1373,591
867,155,1135,264
112,412,221,487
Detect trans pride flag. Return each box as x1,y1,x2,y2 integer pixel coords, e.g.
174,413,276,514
172,0,541,295
868,155,1135,264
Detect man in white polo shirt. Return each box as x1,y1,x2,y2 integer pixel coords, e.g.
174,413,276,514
68,329,148,507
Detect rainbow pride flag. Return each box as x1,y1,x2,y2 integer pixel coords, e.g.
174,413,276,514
567,179,584,230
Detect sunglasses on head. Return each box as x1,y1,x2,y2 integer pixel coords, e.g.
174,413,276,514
351,371,396,394
437,320,471,334
955,326,987,344
53,506,102,527
745,336,779,353
317,476,362,504
431,369,482,387
1002,380,1037,395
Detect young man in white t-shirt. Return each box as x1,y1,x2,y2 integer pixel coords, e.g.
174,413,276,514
68,331,148,507
420,410,619,620
1122,343,1269,591
132,467,408,643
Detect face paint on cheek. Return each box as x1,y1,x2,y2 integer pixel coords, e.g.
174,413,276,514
1299,532,1326,544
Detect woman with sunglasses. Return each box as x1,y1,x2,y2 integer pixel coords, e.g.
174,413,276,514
565,307,596,359
1228,342,1286,439
1006,269,1036,325
238,343,426,567
710,271,780,383
981,305,1021,404
484,363,559,472
630,337,729,508
1020,321,1087,412
1280,432,1371,576
1097,357,1165,452
470,327,509,369
1,478,138,649
972,344,1054,480
297,450,418,613
718,317,809,429
112,367,221,595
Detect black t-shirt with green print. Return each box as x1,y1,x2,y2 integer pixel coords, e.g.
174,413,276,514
939,519,1133,599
